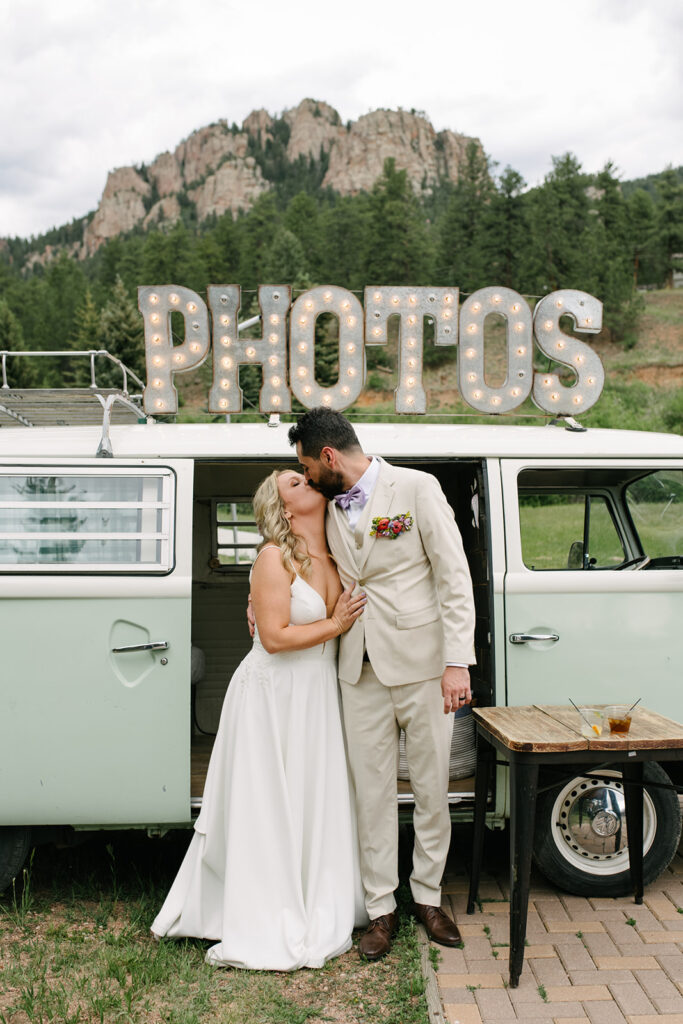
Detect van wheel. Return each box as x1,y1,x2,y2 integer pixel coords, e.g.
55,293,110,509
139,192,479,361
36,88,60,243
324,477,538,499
0,827,32,894
532,763,681,897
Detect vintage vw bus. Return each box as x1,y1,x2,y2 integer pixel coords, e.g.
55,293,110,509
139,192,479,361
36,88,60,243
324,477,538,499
0,384,682,899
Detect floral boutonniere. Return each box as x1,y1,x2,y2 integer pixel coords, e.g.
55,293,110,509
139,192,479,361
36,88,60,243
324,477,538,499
370,512,414,539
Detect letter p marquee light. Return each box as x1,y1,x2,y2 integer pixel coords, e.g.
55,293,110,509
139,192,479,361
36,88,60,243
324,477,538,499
138,285,210,414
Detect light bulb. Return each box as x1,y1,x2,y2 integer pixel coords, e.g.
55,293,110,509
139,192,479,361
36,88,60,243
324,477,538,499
491,294,502,305
373,291,382,302
219,399,228,409
322,395,332,405
150,313,160,324
444,293,454,305
392,295,400,305
149,294,159,304
220,379,231,390
186,302,197,313
221,335,231,347
467,324,477,334
246,347,256,358
471,303,481,313
550,392,559,401
269,334,278,344
372,328,382,337
491,396,501,406
347,367,356,376
544,320,554,332
173,353,184,364
221,315,230,326
341,385,350,395
516,346,526,356
511,303,521,313
303,385,311,395
346,344,356,354
269,314,279,325
465,348,476,359
299,317,307,326
573,395,583,405
221,357,233,369
155,399,164,409
409,294,418,305
323,291,332,302
189,342,200,352
406,338,416,348
152,335,161,345
514,322,525,333
406,395,415,406
297,367,307,377
268,356,278,366
152,378,163,389
305,300,314,311
272,395,281,406
169,293,179,305
298,342,307,353
467,373,477,382
346,317,356,327
472,390,482,400
271,377,281,387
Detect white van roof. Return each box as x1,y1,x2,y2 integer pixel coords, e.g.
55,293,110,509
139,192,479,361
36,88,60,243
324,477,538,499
0,421,681,460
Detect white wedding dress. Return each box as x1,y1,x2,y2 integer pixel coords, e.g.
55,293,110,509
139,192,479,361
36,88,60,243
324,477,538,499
151,567,366,970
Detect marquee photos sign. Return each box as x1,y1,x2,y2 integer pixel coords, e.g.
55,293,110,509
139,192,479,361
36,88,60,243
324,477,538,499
138,284,605,417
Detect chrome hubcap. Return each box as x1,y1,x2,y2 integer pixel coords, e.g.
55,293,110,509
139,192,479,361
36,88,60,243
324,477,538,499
550,772,657,876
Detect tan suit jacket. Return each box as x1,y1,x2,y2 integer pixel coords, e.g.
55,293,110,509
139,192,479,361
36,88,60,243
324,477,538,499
326,458,475,686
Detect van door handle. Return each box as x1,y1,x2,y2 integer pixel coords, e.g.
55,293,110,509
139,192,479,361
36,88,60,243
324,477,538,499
509,633,559,644
111,641,169,653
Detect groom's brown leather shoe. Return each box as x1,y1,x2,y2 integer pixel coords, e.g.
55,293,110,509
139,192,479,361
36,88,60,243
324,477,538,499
412,903,462,946
358,912,398,961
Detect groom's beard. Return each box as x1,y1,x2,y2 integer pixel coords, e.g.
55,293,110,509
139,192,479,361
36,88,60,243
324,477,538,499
307,468,344,502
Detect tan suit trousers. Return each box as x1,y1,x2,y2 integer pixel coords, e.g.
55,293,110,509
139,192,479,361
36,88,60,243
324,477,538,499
340,662,453,918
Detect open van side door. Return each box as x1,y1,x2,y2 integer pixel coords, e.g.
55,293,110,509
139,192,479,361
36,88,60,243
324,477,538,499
0,458,193,827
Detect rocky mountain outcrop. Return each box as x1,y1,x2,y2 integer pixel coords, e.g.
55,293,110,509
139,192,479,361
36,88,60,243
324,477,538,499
43,100,483,258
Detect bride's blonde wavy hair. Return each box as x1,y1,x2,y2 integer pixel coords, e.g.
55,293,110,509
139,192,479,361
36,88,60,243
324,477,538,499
252,470,312,580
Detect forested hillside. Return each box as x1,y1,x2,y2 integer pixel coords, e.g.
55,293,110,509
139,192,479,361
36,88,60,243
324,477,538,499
0,145,681,431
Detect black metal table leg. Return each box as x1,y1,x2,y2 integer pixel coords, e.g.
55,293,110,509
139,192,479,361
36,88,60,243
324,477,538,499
467,732,495,915
508,756,539,988
622,759,645,904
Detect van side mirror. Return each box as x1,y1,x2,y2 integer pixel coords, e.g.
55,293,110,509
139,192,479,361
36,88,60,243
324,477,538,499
567,541,584,569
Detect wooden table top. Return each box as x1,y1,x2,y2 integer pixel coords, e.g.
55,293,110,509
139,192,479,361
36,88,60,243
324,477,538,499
473,705,683,753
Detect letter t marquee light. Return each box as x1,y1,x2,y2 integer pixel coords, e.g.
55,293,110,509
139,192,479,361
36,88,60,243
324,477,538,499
364,287,458,413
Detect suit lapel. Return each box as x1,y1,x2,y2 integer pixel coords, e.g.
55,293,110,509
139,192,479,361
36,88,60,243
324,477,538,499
326,500,358,578
356,458,397,572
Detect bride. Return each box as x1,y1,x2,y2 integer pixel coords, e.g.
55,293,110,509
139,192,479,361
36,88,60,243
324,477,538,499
151,469,367,970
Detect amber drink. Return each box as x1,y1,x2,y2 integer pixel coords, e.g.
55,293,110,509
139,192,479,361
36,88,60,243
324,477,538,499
606,705,632,734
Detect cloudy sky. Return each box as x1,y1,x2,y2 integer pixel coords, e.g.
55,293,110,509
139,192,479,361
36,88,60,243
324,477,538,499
1,0,681,239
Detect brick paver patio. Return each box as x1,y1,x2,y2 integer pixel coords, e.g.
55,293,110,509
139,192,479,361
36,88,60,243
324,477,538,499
433,825,683,1024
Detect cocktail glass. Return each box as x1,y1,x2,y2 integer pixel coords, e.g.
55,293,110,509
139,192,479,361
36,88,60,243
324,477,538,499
606,705,633,734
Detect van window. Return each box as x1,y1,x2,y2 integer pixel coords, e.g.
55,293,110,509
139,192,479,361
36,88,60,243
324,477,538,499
625,470,683,562
213,500,261,568
0,469,174,572
519,493,625,570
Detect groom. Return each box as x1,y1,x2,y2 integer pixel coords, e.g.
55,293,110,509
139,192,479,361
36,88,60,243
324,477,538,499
288,408,476,960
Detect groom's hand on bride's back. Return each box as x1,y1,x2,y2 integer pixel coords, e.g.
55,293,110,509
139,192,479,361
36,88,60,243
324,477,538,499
246,594,256,638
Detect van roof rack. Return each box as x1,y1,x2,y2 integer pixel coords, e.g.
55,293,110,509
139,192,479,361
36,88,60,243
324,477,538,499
0,350,148,430
0,350,151,455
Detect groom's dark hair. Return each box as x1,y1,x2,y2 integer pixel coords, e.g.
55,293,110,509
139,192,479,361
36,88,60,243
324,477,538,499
288,407,362,458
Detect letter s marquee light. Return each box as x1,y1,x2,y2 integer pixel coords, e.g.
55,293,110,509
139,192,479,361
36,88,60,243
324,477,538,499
139,284,606,418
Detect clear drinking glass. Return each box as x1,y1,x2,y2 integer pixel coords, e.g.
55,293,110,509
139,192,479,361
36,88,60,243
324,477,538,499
579,708,605,738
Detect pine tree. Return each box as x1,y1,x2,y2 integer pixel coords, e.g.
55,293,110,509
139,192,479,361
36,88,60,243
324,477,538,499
98,276,145,389
627,189,658,287
655,167,683,287
66,289,101,386
265,227,309,285
364,158,433,284
0,300,35,387
438,142,495,293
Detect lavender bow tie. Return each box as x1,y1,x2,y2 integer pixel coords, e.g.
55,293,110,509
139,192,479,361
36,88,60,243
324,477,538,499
334,483,366,511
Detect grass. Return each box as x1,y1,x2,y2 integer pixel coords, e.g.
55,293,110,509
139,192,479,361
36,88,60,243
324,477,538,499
0,833,430,1024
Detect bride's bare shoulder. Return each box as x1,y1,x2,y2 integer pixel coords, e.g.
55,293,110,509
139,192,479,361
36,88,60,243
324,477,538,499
251,545,290,587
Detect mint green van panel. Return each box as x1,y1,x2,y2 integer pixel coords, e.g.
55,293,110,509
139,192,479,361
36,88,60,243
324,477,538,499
501,459,683,719
0,597,190,825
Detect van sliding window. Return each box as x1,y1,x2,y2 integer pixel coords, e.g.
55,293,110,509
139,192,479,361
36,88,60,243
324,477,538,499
0,468,174,572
